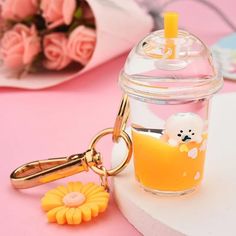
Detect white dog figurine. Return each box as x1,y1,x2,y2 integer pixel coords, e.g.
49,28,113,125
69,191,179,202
165,113,204,146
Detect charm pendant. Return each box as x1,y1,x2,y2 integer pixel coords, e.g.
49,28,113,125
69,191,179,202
41,182,109,225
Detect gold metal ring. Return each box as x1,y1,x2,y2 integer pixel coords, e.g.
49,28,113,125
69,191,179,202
112,94,130,142
89,128,132,176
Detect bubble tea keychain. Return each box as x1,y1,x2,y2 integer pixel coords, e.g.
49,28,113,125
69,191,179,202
10,12,223,224
120,12,222,195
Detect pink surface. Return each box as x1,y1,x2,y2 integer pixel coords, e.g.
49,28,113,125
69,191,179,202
0,1,236,235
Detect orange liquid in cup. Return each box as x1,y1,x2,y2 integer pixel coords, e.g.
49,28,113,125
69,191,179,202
132,129,207,192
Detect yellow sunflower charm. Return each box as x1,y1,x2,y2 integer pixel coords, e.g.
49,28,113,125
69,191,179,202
41,182,109,225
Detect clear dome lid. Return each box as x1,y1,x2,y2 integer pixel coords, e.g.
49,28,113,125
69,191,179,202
120,29,223,102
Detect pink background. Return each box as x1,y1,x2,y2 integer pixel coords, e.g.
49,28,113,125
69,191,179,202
0,0,235,235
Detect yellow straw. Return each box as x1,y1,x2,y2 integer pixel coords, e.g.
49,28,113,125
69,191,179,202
164,12,179,58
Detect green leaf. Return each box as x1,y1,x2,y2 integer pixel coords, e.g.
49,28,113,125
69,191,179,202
74,7,83,19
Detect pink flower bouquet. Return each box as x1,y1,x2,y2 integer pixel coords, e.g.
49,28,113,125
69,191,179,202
0,0,96,72
0,0,153,89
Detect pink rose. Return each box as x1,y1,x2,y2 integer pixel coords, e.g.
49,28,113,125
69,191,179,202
41,0,76,29
0,0,38,21
67,26,96,65
43,33,72,70
0,24,41,68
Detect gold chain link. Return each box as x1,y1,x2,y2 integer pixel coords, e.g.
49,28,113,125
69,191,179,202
99,166,110,192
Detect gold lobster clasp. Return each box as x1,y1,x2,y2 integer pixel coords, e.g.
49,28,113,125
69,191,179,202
10,149,102,189
10,94,133,189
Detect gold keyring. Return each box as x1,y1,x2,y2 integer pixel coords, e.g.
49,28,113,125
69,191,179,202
89,128,132,176
112,94,130,142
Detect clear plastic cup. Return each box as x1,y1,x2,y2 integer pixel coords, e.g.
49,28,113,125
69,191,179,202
119,30,223,196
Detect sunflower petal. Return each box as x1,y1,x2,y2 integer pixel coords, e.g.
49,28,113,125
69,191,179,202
56,207,68,224
57,185,69,195
83,203,99,217
86,197,109,203
41,196,63,211
47,206,65,223
73,182,83,192
86,199,109,212
73,208,82,224
97,202,108,212
87,191,109,200
86,186,105,198
66,182,75,192
65,207,75,225
83,184,99,196
80,205,92,221
45,188,65,198
80,183,95,194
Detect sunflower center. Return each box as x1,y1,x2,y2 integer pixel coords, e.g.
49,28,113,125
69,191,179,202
63,192,86,207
